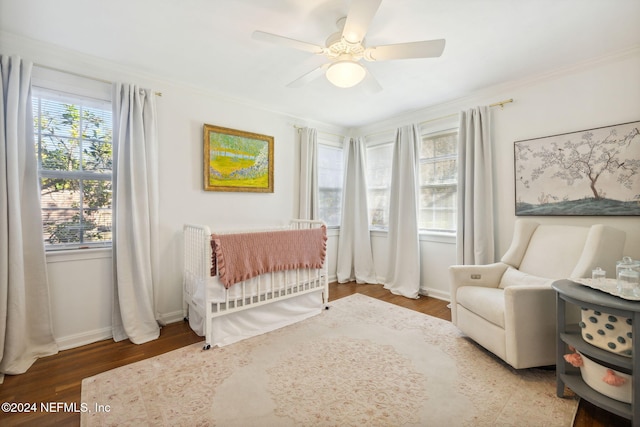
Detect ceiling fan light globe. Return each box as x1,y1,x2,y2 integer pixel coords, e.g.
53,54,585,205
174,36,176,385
326,60,366,88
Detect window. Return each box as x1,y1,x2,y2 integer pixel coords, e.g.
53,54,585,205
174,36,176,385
366,142,393,229
365,129,458,232
33,89,113,249
317,143,343,227
418,131,458,232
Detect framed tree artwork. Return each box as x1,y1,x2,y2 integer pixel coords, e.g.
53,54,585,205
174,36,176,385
203,124,274,193
514,120,640,216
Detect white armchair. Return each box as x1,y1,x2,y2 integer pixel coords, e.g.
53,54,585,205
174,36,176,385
449,220,626,369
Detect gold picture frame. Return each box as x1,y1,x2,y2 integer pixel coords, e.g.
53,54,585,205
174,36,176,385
203,124,274,193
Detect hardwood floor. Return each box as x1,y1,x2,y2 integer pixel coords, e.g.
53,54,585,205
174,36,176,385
0,282,629,426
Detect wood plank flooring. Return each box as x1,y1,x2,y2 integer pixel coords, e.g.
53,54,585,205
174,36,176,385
0,282,628,426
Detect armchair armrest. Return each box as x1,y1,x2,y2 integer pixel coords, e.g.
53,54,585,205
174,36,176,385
449,262,509,289
503,283,556,368
448,262,509,324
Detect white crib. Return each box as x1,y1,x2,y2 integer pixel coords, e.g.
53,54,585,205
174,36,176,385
183,219,329,350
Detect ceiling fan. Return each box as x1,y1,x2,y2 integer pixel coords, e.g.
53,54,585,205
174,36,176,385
252,0,445,91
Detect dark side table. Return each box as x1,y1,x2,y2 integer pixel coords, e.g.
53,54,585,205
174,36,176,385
553,279,640,426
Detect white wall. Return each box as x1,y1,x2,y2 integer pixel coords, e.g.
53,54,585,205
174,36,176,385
46,250,113,350
490,50,640,259
359,47,640,300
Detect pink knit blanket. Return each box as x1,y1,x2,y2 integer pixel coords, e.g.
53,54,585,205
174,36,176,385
211,226,327,288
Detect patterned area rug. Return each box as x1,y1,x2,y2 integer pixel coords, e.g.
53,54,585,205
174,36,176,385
81,294,578,426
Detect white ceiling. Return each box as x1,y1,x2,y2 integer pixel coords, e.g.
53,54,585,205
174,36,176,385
1,0,639,128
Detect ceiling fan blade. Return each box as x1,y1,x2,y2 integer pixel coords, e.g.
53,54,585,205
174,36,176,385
286,64,330,88
341,0,383,44
252,31,324,54
365,39,446,61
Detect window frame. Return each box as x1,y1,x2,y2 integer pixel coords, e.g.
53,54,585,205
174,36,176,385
418,129,459,234
317,136,344,228
365,140,394,231
32,78,113,251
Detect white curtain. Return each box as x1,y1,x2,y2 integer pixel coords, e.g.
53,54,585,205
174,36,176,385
384,125,421,299
457,106,495,265
298,127,318,220
337,137,377,284
0,55,58,383
111,83,161,344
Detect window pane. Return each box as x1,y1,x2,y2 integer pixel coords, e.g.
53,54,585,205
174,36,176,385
82,106,113,172
39,135,80,171
367,143,393,228
419,162,435,183
419,208,456,231
368,189,390,228
434,134,457,157
319,189,342,227
317,144,343,227
419,138,435,158
41,178,82,244
83,180,112,243
435,159,457,183
37,100,81,171
419,185,456,230
40,98,77,139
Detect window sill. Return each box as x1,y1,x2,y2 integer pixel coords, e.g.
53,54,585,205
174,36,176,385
46,247,112,263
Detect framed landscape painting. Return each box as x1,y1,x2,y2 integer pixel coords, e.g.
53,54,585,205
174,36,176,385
514,120,640,216
203,124,274,193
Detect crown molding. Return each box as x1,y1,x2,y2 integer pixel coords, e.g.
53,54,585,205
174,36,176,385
354,44,640,136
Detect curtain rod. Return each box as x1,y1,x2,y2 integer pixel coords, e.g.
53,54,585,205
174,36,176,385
34,63,163,97
293,125,346,140
293,98,514,140
489,98,514,109
365,98,515,139
418,98,514,126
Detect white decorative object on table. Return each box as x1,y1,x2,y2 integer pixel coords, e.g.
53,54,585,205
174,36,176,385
617,257,640,298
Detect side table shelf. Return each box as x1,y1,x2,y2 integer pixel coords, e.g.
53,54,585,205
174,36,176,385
560,329,633,372
552,279,640,426
560,372,631,419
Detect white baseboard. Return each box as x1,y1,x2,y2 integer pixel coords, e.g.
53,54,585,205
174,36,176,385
373,276,451,302
53,291,450,352
419,287,451,302
55,326,113,351
54,310,189,351
161,310,187,325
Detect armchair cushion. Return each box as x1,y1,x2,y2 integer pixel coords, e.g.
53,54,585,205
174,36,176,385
457,287,505,328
